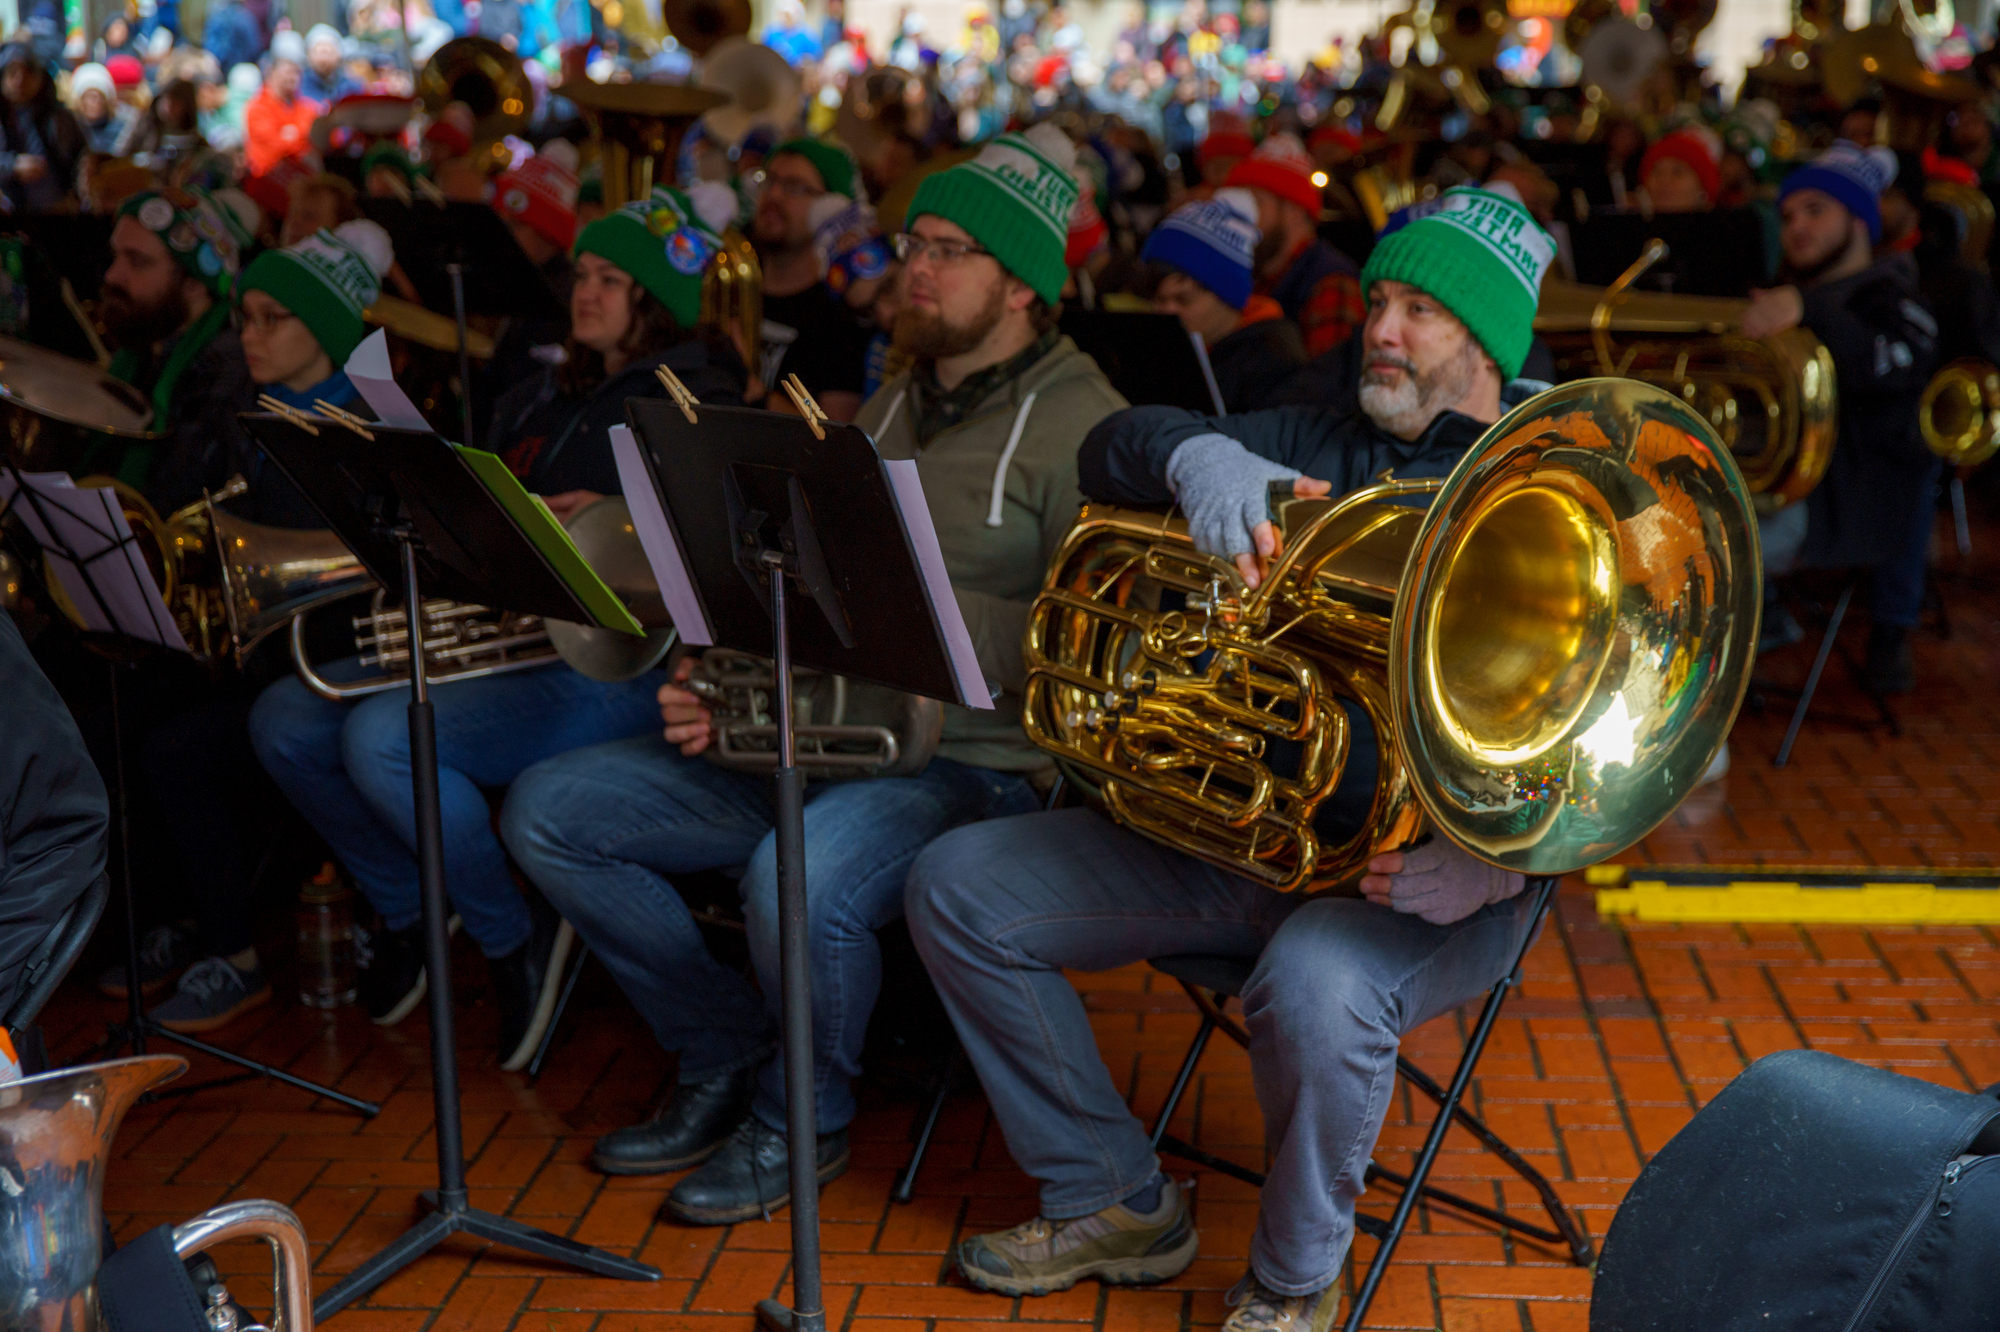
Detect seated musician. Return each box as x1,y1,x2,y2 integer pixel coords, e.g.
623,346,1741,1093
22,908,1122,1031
248,189,747,1067
1740,142,1940,694
99,186,261,509
1636,125,1720,214
499,124,1126,1223
901,187,1557,1332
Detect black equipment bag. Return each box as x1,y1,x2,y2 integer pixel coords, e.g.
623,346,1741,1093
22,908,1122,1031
1591,1048,2000,1332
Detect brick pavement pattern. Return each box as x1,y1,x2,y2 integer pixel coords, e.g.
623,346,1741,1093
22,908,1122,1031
36,569,2000,1330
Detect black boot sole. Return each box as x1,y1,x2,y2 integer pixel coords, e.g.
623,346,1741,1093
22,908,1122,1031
592,1132,734,1176
661,1148,851,1225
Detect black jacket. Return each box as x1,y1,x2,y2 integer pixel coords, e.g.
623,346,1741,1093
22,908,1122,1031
488,334,746,496
0,78,85,212
1080,400,1494,504
1207,314,1307,413
0,612,106,1018
1798,256,1942,570
140,325,261,517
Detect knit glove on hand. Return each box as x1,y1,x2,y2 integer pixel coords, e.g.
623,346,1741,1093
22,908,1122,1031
1385,839,1527,926
1163,432,1303,560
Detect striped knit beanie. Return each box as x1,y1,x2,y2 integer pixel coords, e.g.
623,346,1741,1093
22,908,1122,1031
907,122,1080,304
572,185,731,331
1142,188,1258,309
1780,140,1897,243
236,220,395,363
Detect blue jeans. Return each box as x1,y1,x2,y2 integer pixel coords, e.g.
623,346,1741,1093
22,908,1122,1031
904,807,1539,1296
500,736,1038,1132
249,660,666,957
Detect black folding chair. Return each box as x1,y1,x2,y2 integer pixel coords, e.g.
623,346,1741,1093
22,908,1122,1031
893,876,1592,1331
3,871,110,1034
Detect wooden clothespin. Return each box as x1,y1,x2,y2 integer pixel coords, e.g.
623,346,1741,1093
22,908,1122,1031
315,399,376,440
655,365,700,424
782,373,828,441
257,394,320,435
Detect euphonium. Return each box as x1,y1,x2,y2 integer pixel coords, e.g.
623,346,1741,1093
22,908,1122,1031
1920,358,2000,467
1536,240,1837,512
1023,379,1761,889
0,1055,314,1331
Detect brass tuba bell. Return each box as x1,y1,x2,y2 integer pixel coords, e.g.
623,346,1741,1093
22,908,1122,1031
417,36,532,175
1920,357,2000,467
1023,379,1761,889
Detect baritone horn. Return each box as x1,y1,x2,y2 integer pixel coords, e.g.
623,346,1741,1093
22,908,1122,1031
0,1055,314,1331
1023,379,1761,890
1536,239,1837,511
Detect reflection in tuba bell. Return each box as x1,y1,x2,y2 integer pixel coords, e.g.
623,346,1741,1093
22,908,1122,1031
1536,241,1837,512
0,1055,314,1331
1024,379,1761,890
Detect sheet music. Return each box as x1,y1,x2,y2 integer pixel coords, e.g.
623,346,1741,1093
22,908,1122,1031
882,459,994,710
0,471,187,649
344,329,434,431
609,425,713,646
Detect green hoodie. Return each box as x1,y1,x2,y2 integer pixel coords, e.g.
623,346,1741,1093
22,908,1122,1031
857,334,1128,772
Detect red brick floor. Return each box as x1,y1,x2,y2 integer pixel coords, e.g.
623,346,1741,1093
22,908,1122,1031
37,548,2000,1331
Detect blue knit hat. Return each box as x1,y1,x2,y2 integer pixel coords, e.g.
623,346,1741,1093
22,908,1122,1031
1141,188,1259,310
1780,140,1897,243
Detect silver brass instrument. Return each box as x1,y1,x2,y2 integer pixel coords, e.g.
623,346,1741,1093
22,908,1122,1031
687,648,942,779
1024,379,1761,890
0,1055,313,1331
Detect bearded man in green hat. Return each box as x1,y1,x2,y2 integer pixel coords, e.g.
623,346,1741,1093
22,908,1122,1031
903,185,1561,1332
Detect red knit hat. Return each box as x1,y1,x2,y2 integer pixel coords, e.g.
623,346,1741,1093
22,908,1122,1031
1196,130,1256,168
1066,172,1106,267
1224,133,1322,215
493,141,580,251
424,102,475,159
105,54,143,89
1639,128,1721,205
1308,123,1362,156
1924,145,1979,187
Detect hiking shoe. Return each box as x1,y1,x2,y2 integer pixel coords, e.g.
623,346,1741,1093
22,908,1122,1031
1220,1272,1338,1332
149,956,271,1033
96,922,197,999
955,1178,1199,1296
593,1063,759,1175
494,899,573,1071
361,922,429,1026
664,1115,849,1225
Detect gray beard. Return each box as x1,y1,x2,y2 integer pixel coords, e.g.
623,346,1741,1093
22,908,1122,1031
1358,343,1483,439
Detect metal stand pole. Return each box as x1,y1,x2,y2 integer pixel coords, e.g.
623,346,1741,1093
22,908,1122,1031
448,262,475,449
313,533,660,1323
754,550,826,1332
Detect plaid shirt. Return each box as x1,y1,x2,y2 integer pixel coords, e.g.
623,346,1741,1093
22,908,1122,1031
1293,270,1367,358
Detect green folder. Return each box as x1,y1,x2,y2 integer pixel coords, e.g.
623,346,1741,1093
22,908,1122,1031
452,445,645,637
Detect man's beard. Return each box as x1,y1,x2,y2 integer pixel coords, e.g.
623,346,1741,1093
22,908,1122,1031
893,283,1007,361
1252,228,1286,269
1781,238,1851,287
1358,341,1484,439
99,281,190,350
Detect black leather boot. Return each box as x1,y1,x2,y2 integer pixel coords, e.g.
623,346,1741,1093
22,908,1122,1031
592,1063,760,1175
664,1115,849,1225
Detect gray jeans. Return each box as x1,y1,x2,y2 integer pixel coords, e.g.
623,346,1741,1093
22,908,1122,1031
903,807,1539,1295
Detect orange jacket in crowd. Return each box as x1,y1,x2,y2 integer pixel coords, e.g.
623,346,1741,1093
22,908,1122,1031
243,88,323,177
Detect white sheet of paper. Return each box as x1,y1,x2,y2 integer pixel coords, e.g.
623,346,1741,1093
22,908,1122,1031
344,329,433,432
882,458,992,710
0,472,186,649
609,425,713,646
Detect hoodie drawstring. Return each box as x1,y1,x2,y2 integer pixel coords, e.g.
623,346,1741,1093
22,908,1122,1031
875,388,907,443
987,390,1037,528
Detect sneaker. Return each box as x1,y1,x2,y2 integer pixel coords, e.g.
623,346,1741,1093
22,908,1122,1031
592,1063,759,1174
1866,623,1916,695
1220,1272,1339,1332
663,1115,849,1225
493,898,573,1072
360,922,429,1026
148,957,271,1034
955,1178,1199,1296
96,922,198,999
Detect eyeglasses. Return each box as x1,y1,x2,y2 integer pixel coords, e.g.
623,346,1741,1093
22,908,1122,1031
239,309,301,333
764,175,825,200
893,233,994,266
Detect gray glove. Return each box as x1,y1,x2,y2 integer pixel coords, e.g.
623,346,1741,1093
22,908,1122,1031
1383,838,1526,926
1162,432,1303,561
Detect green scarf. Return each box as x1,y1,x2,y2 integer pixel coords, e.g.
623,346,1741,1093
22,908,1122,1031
106,300,231,488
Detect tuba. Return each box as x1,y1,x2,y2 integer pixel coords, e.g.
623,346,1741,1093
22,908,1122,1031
417,37,532,177
1023,379,1760,890
1920,358,2000,467
1536,241,1837,512
0,1054,313,1330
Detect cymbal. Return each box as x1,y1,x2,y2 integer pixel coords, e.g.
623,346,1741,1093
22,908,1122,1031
699,38,803,145
559,79,730,119
662,0,750,58
0,335,156,436
365,296,498,359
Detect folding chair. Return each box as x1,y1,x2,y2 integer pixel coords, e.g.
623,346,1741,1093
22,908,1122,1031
1761,574,1900,768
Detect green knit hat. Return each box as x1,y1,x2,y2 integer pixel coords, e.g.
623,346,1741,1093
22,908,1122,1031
236,220,394,366
907,123,1080,305
571,186,726,331
1358,186,1556,381
361,142,424,184
772,137,857,200
116,186,257,297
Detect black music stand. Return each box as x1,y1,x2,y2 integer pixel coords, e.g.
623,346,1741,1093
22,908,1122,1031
239,413,661,1323
0,464,381,1117
622,396,987,1332
1059,309,1225,413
